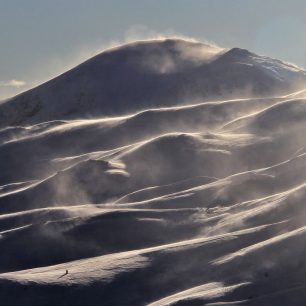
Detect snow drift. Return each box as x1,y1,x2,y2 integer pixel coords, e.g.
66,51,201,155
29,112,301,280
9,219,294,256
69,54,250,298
1,38,306,305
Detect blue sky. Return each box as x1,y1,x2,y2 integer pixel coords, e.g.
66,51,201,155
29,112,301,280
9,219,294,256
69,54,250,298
1,0,306,99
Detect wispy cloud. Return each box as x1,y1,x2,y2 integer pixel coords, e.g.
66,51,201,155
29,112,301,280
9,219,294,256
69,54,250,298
0,79,26,88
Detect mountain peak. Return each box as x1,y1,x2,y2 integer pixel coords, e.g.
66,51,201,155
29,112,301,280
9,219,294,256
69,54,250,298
0,39,305,128
86,38,224,71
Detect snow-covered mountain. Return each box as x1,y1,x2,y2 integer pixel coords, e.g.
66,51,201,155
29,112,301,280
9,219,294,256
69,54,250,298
1,39,306,128
1,39,306,305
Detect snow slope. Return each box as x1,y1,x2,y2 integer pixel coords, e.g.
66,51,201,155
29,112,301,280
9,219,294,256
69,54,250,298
1,39,306,305
1,39,306,128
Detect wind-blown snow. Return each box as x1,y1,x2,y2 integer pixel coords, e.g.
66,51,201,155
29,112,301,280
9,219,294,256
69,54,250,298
1,38,306,305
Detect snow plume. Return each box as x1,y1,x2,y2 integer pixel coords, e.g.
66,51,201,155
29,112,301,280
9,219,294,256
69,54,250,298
121,25,224,74
32,25,220,88
42,157,131,208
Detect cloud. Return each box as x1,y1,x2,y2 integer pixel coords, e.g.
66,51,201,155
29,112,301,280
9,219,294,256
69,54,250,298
0,79,26,88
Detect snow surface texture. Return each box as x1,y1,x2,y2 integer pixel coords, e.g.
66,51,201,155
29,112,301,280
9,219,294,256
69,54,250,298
1,39,306,305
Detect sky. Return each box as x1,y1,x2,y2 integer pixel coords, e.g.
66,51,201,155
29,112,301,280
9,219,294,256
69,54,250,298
1,0,306,99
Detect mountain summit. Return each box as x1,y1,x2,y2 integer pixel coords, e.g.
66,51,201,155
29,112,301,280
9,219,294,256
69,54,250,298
1,38,306,127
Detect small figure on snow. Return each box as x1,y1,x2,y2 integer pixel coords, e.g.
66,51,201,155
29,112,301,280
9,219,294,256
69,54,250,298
59,269,69,278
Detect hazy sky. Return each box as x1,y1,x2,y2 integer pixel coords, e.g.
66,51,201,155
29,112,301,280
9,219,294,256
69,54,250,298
1,0,306,99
